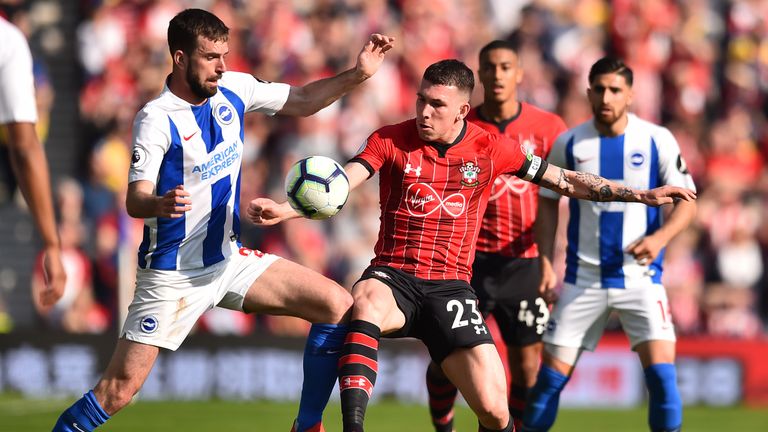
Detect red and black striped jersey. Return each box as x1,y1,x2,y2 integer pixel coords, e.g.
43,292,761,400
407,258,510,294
351,119,534,282
468,103,567,258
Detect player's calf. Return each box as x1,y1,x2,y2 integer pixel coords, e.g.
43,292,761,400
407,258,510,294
521,365,570,432
294,323,349,432
426,361,458,432
644,363,682,432
338,319,381,432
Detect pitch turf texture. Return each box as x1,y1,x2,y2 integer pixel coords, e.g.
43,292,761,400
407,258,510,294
4,395,766,431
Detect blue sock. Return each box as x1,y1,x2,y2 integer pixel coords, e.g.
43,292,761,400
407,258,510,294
521,366,569,432
644,363,682,432
295,323,348,431
53,390,110,431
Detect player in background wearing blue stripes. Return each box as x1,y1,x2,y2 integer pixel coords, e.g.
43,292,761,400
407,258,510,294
522,57,697,432
52,9,394,432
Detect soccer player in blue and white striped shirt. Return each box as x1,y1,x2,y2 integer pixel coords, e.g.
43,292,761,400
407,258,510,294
53,9,394,432
524,57,697,432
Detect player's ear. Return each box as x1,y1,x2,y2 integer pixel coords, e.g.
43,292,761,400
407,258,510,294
457,101,471,122
173,50,186,69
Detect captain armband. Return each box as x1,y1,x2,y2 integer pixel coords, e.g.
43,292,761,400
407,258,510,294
516,155,548,184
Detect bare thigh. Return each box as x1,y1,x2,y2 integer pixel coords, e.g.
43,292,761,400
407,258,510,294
635,340,676,368
93,339,160,414
241,258,352,324
350,277,406,334
440,344,509,428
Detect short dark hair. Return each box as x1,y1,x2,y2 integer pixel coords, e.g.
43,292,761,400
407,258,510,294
422,60,474,95
167,9,229,56
588,57,633,86
478,40,519,63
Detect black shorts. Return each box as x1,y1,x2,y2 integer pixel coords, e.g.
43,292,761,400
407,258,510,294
358,265,494,363
471,253,548,346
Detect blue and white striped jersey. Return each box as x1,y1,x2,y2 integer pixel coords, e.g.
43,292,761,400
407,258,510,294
128,71,289,270
540,114,696,289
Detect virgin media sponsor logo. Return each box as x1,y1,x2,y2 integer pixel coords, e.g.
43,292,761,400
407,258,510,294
405,183,466,217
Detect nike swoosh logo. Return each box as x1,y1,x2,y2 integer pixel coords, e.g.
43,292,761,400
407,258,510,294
72,423,86,432
183,131,198,141
575,157,595,163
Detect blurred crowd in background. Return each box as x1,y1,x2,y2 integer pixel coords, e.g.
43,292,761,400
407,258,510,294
1,0,767,339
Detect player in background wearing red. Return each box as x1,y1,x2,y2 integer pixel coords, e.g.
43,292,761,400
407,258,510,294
250,59,695,432
424,40,567,432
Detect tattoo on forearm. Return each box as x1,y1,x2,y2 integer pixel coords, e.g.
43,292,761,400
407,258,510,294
616,187,634,201
543,168,639,202
599,185,612,200
541,168,573,194
553,170,639,202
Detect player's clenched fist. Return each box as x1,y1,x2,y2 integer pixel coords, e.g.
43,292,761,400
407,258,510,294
159,185,191,218
247,198,296,226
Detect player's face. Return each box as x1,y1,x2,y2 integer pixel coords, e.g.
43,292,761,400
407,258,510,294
587,72,633,128
185,36,229,99
478,48,522,104
415,81,471,143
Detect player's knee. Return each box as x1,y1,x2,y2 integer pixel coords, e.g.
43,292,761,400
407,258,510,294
474,399,509,430
472,384,509,428
312,285,353,323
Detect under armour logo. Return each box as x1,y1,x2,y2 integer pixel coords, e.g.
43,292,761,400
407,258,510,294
372,270,390,279
404,163,422,177
474,325,488,335
340,374,373,397
344,377,367,387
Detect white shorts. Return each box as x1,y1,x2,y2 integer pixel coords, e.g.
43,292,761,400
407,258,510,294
121,248,280,350
543,283,676,351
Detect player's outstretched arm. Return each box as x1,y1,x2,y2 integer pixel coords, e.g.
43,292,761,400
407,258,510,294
278,33,395,117
6,122,66,307
249,161,371,226
126,181,191,219
537,163,696,205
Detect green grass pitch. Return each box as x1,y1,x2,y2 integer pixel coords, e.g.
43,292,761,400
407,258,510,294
4,394,767,431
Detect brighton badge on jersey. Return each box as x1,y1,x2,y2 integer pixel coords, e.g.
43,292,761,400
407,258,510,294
214,102,235,125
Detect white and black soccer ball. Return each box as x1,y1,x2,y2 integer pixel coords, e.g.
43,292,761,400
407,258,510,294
285,156,350,220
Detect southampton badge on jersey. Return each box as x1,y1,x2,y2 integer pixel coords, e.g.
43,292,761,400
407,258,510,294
459,161,481,187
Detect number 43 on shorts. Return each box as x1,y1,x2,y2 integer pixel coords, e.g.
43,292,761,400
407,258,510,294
518,298,550,335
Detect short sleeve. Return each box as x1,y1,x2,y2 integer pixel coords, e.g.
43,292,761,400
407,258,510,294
218,71,290,115
350,129,390,175
655,127,697,191
493,135,529,176
128,109,171,185
0,23,37,124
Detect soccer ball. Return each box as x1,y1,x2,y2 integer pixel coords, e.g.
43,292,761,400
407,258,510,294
285,156,350,220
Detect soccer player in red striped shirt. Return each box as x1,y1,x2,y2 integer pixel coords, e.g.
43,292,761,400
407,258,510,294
250,59,695,432
424,40,568,432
